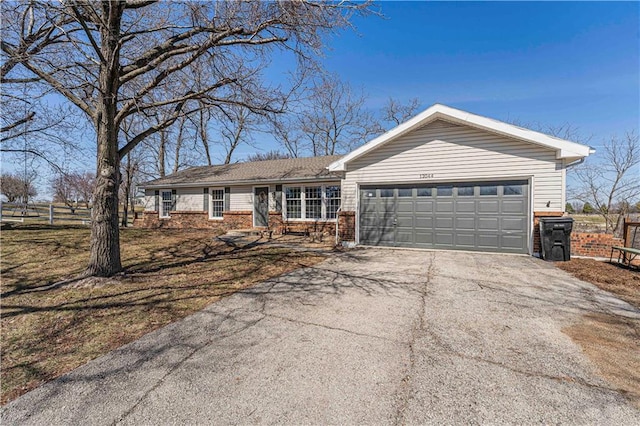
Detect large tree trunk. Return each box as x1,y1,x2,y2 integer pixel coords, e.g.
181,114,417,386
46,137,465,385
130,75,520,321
85,1,123,277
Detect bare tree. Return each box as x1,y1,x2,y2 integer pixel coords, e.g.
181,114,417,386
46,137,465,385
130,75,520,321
0,173,37,202
120,151,141,227
274,74,378,157
245,150,291,162
1,1,373,277
571,131,640,234
382,97,421,128
214,104,262,164
51,171,94,212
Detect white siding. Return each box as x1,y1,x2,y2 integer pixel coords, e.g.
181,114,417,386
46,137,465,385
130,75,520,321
342,120,563,212
175,187,204,211
230,185,254,211
144,189,156,211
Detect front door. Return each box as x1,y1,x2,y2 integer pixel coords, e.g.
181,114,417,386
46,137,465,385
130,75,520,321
254,186,269,227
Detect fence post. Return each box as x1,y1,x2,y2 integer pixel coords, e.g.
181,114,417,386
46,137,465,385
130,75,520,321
0,200,3,222
49,204,54,225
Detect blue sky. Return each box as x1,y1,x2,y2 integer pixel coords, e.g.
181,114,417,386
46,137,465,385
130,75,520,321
311,1,638,149
6,1,639,197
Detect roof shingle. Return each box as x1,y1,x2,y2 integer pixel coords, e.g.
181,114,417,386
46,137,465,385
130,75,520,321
142,155,342,188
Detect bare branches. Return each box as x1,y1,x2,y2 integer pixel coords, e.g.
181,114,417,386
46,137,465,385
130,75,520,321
0,0,377,277
571,131,640,234
298,74,378,155
0,111,35,134
382,97,420,128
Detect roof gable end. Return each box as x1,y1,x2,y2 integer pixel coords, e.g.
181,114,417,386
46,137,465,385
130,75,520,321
328,104,594,172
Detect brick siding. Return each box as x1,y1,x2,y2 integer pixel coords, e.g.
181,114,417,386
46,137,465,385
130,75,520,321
571,232,624,258
338,211,356,242
134,211,252,230
134,210,358,242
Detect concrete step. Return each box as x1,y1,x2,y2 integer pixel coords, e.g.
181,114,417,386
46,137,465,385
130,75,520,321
224,229,265,237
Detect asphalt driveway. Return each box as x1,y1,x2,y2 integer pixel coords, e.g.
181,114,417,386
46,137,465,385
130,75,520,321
3,249,639,424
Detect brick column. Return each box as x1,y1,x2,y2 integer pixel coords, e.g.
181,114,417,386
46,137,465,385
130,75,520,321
338,211,356,242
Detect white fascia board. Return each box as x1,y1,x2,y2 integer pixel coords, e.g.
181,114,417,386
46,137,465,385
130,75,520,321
328,103,593,171
141,176,341,190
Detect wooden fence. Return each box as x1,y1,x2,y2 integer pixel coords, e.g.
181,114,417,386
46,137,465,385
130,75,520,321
0,202,136,226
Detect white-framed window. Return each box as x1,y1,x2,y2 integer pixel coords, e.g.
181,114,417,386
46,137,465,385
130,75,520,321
209,188,224,219
284,184,341,221
305,186,322,219
160,190,173,218
325,185,341,219
285,187,302,219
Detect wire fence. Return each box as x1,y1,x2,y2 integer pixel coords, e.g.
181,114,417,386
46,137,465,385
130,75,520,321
0,202,136,226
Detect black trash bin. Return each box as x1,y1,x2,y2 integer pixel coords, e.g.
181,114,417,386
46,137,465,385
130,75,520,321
539,217,574,261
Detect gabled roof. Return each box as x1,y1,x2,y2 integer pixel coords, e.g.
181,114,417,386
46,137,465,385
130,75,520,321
142,155,342,189
328,104,594,172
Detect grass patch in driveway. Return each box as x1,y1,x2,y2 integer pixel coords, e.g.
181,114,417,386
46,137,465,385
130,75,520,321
557,258,640,408
1,225,325,405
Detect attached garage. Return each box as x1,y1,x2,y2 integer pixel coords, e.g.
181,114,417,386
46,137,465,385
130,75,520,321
359,181,529,253
328,104,593,255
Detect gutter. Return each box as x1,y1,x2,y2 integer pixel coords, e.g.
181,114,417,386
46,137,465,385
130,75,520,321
565,157,586,169
141,176,341,190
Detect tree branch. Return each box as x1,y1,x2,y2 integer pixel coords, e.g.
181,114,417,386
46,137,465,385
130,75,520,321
0,111,36,134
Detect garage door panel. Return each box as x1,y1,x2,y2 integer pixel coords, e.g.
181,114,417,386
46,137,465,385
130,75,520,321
455,216,475,230
477,234,499,248
478,200,499,213
502,217,526,231
435,233,454,245
396,216,414,228
435,216,453,229
456,233,475,247
397,200,413,212
436,201,454,213
415,216,433,228
396,231,414,245
415,232,434,244
455,200,476,213
478,217,499,231
502,234,525,250
415,200,434,213
502,199,526,214
360,181,528,254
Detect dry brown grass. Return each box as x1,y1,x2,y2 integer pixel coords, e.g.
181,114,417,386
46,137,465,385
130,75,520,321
1,224,324,405
556,258,640,307
558,258,640,408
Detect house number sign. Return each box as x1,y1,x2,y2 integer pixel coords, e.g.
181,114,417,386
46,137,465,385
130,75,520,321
419,173,434,179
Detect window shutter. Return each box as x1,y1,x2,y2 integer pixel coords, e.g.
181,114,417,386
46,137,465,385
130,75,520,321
224,187,230,212
275,185,282,213
171,189,177,211
154,190,159,211
203,188,209,212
